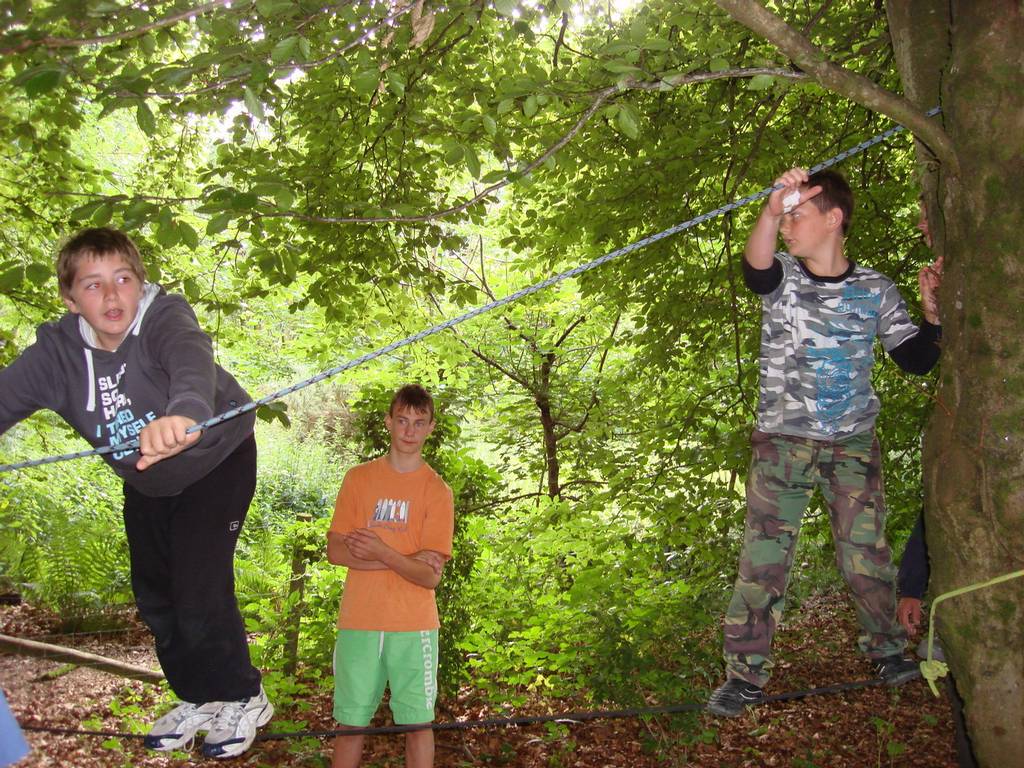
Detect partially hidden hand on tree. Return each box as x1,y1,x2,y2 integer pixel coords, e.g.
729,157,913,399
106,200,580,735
135,415,201,471
918,255,943,326
897,596,923,638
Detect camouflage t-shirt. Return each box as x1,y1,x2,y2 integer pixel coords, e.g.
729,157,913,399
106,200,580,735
752,252,918,439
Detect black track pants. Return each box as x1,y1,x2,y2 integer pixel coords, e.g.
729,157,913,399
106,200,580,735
122,434,261,703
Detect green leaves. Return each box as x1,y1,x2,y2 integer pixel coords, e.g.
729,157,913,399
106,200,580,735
256,0,295,16
179,222,200,250
12,65,66,98
386,70,406,98
206,212,234,236
135,102,156,135
271,35,305,65
256,401,290,427
351,69,380,96
0,265,25,291
243,86,265,121
603,61,644,75
69,200,108,222
25,263,51,287
522,94,538,118
91,202,115,227
616,107,639,139
464,146,482,179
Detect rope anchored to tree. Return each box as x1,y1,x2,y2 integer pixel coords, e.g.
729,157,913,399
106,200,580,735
0,107,941,475
919,568,1024,697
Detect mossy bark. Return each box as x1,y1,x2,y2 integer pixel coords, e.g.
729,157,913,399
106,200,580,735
888,2,1024,764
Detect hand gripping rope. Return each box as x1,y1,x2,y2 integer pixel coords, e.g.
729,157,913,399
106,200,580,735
0,107,941,475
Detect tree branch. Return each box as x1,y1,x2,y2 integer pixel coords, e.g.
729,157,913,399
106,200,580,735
712,0,959,174
470,348,536,393
0,0,234,57
552,11,568,70
0,633,164,683
552,315,587,349
262,67,807,226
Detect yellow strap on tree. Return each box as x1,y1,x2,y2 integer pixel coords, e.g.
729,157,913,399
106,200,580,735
920,568,1024,697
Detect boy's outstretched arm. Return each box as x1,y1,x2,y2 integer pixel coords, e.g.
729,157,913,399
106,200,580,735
745,167,823,268
342,528,445,589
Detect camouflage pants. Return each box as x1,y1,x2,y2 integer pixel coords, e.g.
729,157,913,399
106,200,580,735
723,429,906,686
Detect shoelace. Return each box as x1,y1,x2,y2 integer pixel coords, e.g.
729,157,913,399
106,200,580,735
209,702,245,733
160,702,199,728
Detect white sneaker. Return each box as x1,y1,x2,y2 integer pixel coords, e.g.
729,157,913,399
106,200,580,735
144,700,221,751
201,686,274,759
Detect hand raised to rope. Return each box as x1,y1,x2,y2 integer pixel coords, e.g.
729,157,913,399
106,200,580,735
767,167,823,217
136,415,201,471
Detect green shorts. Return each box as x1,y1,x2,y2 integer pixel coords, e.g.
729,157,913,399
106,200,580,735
333,629,439,726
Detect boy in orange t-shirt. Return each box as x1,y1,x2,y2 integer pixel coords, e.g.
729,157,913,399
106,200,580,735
327,384,454,768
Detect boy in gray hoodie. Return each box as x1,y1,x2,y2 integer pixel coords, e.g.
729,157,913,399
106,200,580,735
0,228,272,758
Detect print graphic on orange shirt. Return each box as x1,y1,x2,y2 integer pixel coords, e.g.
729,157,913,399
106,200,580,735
371,498,410,528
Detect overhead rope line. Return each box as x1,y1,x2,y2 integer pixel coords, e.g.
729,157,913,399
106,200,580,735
0,107,941,475
17,676,888,740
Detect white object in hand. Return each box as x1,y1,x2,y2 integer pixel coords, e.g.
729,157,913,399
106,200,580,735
782,189,802,214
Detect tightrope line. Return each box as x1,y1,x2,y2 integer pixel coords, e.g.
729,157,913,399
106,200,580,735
17,677,889,741
0,107,941,474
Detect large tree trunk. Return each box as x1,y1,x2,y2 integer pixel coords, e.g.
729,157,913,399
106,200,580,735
889,2,1024,764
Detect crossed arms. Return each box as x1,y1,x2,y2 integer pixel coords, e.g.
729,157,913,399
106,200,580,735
327,529,446,590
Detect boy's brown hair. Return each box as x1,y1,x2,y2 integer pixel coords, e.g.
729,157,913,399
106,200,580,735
389,384,435,421
57,227,147,295
807,170,854,236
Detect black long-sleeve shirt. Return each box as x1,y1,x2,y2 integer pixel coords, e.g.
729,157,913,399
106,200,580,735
898,514,929,599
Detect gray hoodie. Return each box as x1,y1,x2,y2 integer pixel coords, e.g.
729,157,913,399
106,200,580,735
0,285,255,496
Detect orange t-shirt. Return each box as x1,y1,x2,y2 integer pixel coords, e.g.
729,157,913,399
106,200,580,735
329,457,454,631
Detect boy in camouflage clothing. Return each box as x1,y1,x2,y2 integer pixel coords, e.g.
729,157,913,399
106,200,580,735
707,168,943,717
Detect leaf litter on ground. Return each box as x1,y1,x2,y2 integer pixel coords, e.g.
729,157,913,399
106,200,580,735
1,592,958,767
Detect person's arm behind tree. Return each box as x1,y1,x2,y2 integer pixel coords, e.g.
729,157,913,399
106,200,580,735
897,514,930,637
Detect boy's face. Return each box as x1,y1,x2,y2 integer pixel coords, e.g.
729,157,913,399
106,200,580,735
779,193,841,258
385,405,435,458
61,252,144,351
